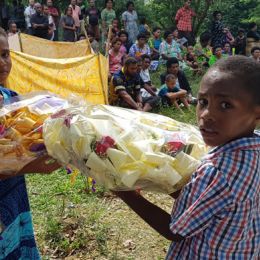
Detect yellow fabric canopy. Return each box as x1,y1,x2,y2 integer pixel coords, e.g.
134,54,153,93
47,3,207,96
7,51,108,104
8,33,92,58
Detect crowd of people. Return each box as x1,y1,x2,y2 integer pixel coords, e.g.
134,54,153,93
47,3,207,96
1,0,260,112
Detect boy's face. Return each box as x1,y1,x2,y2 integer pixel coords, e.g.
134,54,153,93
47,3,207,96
126,64,138,76
252,49,260,59
197,69,260,147
166,79,176,89
0,36,12,85
215,47,222,57
142,58,150,70
10,23,17,33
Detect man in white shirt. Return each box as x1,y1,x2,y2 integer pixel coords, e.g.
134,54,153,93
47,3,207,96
24,0,35,35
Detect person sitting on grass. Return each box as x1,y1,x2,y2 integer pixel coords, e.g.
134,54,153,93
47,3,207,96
118,30,132,55
209,45,226,66
148,27,162,60
109,37,124,75
158,74,189,110
184,45,200,72
195,31,212,67
139,54,159,99
0,27,60,259
250,46,260,62
222,42,232,56
115,56,260,259
112,57,159,112
160,57,195,104
129,33,151,59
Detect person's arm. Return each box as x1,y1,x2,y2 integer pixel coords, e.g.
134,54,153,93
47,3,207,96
61,17,76,31
143,83,157,96
115,190,184,241
36,17,49,29
178,70,192,94
118,90,142,110
50,8,59,17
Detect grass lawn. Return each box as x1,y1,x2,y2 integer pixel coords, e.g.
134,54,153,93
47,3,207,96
27,68,203,259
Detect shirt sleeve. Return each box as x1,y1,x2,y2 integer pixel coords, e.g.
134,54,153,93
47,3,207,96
129,45,135,57
112,75,126,93
170,165,233,238
175,9,181,21
158,86,168,97
159,42,166,55
122,11,127,22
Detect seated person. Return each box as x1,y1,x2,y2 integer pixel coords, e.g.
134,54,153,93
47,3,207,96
160,57,196,104
118,30,132,55
184,45,199,71
195,31,212,67
109,38,124,75
129,33,151,59
251,46,260,62
112,57,159,112
222,42,232,56
158,74,189,110
148,27,162,60
139,54,158,98
87,31,100,53
209,45,227,66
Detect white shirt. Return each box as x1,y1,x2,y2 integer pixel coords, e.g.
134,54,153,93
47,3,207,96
24,6,36,28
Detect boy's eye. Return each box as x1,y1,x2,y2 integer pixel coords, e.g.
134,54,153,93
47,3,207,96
198,98,207,107
2,51,10,59
220,102,232,109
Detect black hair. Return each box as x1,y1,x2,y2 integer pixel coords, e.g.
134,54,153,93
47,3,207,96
223,42,231,47
200,31,211,44
137,33,146,40
124,57,137,67
152,27,161,33
164,30,172,40
111,37,122,46
87,30,94,37
105,0,113,6
65,6,72,14
251,46,260,54
8,20,16,27
248,22,257,30
166,57,179,68
212,45,222,54
213,11,221,19
238,28,245,34
78,33,86,40
165,74,176,82
140,17,146,25
118,30,128,38
0,27,7,38
141,54,151,61
126,1,134,9
211,56,260,105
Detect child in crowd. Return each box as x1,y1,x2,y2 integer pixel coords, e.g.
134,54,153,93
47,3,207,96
7,21,18,37
251,46,260,62
184,45,199,72
87,31,100,53
115,56,260,259
223,27,235,46
195,31,212,67
148,27,162,60
109,38,124,75
118,30,131,55
139,54,158,98
222,42,232,56
138,17,150,35
158,74,189,110
112,18,120,35
209,45,225,66
129,33,151,59
234,28,246,55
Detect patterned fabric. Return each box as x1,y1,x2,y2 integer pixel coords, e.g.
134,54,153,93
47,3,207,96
0,86,40,260
167,134,260,259
129,43,151,59
211,20,225,47
175,7,195,32
109,50,124,74
158,84,180,97
159,40,181,61
122,10,138,44
101,8,116,30
69,4,81,27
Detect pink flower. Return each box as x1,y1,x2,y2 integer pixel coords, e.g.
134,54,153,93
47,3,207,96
0,124,5,136
95,136,115,156
165,141,184,155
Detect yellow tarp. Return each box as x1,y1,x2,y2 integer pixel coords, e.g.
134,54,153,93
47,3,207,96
8,33,92,58
7,50,108,104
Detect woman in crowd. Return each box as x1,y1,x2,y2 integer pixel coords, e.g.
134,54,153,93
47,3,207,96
60,6,76,42
109,38,124,76
211,11,226,47
129,33,151,59
122,1,138,44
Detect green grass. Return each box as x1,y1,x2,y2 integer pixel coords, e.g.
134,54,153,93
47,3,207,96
27,67,203,259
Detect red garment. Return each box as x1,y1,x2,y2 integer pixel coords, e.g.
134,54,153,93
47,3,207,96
48,6,59,25
175,7,195,32
109,50,124,74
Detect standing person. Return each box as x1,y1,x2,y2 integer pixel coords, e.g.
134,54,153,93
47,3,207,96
46,0,59,41
24,0,35,35
211,11,226,47
0,26,60,260
0,1,11,31
122,1,138,44
129,33,151,59
43,5,55,40
85,0,100,41
101,0,116,45
30,3,49,39
174,0,196,45
159,31,182,63
60,6,76,42
234,28,246,55
247,22,260,41
70,0,81,34
115,56,260,260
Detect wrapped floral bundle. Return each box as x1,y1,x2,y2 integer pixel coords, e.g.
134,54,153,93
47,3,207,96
0,93,68,175
43,105,208,193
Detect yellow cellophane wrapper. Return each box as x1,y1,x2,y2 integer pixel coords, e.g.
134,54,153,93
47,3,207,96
0,92,68,175
43,104,208,193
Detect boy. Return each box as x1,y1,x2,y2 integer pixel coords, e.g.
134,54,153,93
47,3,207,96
158,74,189,110
251,46,260,62
0,27,59,259
234,28,246,55
208,45,226,66
115,56,260,259
7,21,18,37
